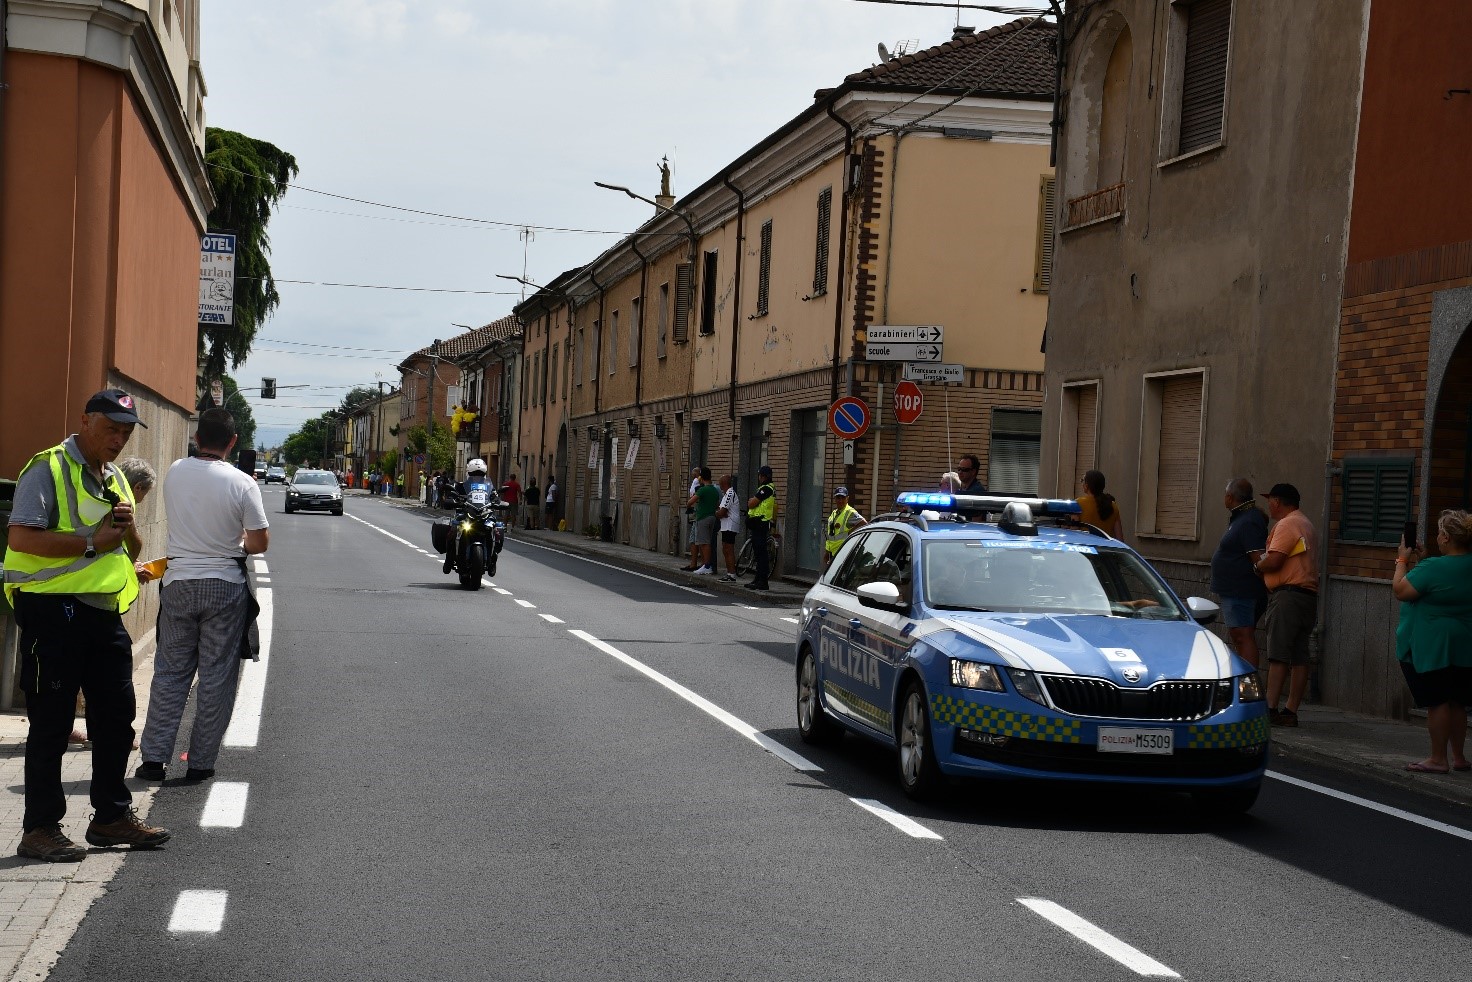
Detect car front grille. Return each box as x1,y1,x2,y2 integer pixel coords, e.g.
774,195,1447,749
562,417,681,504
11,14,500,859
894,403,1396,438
1039,676,1218,722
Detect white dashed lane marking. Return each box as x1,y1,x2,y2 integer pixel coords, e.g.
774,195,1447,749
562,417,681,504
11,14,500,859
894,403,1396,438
848,798,943,840
514,599,536,608
781,616,800,624
493,587,512,595
539,614,565,624
200,782,249,828
1018,898,1179,978
169,891,228,933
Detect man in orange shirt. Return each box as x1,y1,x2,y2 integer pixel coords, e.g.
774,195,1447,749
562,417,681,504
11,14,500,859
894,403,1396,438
1250,483,1318,727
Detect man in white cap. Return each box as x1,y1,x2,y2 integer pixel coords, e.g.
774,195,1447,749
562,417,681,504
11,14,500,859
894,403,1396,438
823,486,867,570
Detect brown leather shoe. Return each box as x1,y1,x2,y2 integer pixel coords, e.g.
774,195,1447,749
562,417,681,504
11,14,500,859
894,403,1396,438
17,825,86,863
85,808,171,849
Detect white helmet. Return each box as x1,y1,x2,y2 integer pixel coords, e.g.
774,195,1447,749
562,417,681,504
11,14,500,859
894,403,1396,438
467,458,488,476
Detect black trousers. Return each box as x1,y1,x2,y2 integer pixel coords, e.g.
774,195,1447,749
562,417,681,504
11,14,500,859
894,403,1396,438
751,519,771,584
16,592,135,831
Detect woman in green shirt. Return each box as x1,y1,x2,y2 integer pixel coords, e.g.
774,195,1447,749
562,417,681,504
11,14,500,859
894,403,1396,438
1393,509,1472,773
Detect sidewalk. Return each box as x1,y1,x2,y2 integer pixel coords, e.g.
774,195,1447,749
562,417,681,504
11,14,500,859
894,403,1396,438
377,492,1472,811
0,634,161,982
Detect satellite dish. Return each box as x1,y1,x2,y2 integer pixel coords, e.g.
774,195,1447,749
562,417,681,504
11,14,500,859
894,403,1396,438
877,42,891,63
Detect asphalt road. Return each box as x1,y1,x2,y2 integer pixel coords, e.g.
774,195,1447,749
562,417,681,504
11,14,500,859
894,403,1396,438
46,489,1472,981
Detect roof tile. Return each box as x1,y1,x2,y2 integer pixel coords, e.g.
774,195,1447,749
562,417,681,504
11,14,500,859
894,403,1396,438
844,17,1056,100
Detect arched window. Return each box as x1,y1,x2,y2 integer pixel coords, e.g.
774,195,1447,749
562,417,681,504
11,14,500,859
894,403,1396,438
1063,15,1133,228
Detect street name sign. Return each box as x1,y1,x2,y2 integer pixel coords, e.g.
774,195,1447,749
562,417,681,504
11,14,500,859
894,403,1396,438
828,396,872,441
903,362,965,384
894,381,923,425
868,325,944,344
865,342,943,362
198,233,236,325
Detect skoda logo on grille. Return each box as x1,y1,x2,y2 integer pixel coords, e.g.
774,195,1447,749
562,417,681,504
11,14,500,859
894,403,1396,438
1121,668,1141,684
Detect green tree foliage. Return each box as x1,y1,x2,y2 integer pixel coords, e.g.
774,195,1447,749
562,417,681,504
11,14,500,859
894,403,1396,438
201,128,298,377
427,427,455,473
404,424,429,455
377,448,399,475
218,376,258,455
281,414,332,467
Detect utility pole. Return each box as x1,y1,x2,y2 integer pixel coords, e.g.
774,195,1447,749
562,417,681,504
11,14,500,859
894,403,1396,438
426,340,443,439
375,378,385,472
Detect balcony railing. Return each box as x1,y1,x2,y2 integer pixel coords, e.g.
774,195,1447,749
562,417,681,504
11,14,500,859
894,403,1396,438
1064,182,1126,230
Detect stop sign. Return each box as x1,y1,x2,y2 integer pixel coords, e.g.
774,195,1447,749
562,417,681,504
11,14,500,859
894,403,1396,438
895,380,923,425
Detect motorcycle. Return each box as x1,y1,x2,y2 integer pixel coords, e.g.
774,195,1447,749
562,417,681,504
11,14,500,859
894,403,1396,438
433,485,508,590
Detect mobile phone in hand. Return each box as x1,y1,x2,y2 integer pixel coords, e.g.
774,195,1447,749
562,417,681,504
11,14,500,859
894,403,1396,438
1402,520,1417,550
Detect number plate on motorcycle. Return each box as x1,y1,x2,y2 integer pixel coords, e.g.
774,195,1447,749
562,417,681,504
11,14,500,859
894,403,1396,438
1097,727,1174,755
469,490,488,505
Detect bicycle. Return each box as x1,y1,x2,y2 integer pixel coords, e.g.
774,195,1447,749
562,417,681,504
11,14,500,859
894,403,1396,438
735,528,782,577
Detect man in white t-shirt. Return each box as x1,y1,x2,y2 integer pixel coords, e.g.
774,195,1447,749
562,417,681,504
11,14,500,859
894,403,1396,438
716,474,741,581
137,409,269,783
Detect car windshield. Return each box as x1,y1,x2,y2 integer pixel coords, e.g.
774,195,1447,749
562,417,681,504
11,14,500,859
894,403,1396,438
294,472,336,486
922,539,1187,620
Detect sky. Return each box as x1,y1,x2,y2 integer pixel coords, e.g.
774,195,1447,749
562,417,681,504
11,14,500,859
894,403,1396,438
203,0,1024,447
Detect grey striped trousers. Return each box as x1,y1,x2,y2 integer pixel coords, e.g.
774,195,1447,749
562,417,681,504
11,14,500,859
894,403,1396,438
140,577,249,771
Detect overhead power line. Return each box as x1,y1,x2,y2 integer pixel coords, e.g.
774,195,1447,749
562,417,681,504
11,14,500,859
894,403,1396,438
273,278,524,296
844,0,1050,12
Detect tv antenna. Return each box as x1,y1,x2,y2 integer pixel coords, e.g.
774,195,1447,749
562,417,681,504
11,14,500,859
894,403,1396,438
518,227,535,301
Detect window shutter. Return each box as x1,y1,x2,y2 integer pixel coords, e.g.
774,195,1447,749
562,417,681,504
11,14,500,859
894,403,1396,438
1073,384,1097,489
988,409,1043,496
657,284,669,358
813,187,833,296
673,263,693,343
1340,460,1413,543
1033,175,1057,293
757,219,773,316
1178,0,1231,154
609,311,618,376
630,299,641,367
1155,374,1203,536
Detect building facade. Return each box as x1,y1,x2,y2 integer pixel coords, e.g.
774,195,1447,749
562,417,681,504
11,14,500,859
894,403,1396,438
533,21,1057,577
453,314,522,485
1040,0,1472,717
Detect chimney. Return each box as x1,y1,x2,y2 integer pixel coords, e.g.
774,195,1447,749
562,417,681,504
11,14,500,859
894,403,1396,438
953,25,975,40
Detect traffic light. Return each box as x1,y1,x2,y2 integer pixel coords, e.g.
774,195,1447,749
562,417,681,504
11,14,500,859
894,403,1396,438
262,377,276,399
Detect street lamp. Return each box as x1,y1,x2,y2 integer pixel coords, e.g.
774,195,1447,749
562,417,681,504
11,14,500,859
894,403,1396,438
593,182,698,247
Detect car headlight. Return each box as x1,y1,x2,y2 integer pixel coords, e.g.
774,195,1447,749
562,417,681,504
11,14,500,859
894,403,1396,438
1006,667,1048,706
1237,673,1265,703
950,660,1004,692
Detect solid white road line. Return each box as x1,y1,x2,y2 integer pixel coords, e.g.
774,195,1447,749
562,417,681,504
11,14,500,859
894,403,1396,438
1018,898,1179,978
514,599,536,608
568,629,820,773
780,616,800,624
200,782,250,828
347,513,417,548
168,891,228,933
1267,770,1472,842
734,604,758,610
515,538,717,597
223,588,271,748
539,614,565,624
848,798,943,840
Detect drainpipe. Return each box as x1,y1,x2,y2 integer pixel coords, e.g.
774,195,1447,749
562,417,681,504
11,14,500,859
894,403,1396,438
590,268,606,417
721,174,746,430
1048,1,1066,168
825,99,855,406
630,239,649,410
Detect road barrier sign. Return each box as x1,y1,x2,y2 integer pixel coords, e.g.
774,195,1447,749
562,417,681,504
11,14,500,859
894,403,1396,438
895,381,923,425
828,396,872,441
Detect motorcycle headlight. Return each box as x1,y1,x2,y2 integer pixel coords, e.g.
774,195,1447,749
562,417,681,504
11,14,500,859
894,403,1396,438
1237,673,1265,703
950,660,1004,692
460,521,473,533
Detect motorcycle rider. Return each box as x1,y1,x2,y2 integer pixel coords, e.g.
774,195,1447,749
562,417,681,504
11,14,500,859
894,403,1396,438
443,459,498,574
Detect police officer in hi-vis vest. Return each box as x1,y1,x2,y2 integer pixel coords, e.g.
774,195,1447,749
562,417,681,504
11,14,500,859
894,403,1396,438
745,465,777,591
824,486,868,570
3,390,171,862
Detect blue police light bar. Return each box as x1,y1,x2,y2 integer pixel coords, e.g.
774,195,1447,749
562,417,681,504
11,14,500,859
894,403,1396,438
895,492,1083,516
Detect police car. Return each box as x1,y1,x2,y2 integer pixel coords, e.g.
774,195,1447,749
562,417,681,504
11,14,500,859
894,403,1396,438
795,493,1268,812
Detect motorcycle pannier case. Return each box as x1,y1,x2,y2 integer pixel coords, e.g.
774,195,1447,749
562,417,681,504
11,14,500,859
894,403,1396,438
430,519,454,554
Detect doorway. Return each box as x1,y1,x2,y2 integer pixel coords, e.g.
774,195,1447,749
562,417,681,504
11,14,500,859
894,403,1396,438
789,408,827,575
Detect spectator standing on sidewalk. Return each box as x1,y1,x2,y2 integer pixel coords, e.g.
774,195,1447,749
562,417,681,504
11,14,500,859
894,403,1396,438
1210,478,1269,667
1251,483,1318,727
745,465,777,591
716,474,741,580
956,453,987,494
525,476,541,529
680,467,703,571
396,471,405,497
687,468,721,574
3,389,171,861
502,473,521,528
1393,509,1472,774
137,408,269,784
544,476,559,529
1075,470,1124,539
419,471,428,503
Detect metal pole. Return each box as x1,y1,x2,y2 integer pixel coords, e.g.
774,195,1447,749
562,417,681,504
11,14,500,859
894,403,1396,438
376,380,385,473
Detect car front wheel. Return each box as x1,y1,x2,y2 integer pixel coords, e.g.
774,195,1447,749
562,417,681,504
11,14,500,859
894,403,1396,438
897,680,942,800
796,648,837,744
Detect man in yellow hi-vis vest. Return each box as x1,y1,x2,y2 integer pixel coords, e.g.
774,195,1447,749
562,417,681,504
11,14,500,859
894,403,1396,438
824,486,868,570
3,390,171,862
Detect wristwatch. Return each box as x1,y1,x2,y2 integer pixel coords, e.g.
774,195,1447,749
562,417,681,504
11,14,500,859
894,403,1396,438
83,534,96,559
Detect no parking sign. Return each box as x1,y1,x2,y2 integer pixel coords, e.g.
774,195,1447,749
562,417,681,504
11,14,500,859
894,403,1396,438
828,397,871,441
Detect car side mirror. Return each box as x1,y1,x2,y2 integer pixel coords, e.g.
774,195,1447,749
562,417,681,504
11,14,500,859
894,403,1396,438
857,580,906,612
1185,596,1220,625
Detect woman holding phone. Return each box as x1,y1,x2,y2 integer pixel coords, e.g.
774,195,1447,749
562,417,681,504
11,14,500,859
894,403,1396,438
1393,510,1472,773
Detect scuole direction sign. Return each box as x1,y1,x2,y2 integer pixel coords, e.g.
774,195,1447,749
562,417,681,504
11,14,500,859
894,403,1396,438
199,233,236,326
